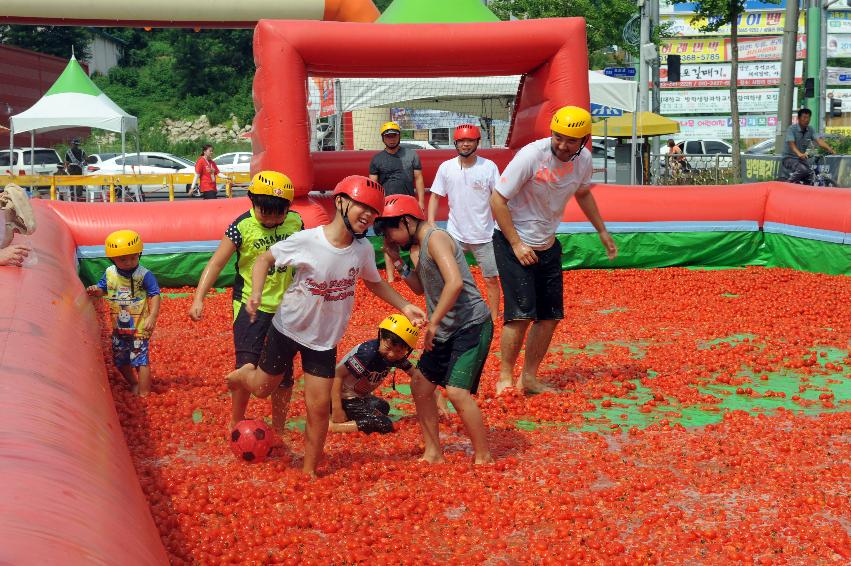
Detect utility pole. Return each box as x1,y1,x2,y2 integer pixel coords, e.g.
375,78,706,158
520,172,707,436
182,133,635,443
639,0,650,113
820,1,838,135
776,0,801,153
805,0,822,130
650,0,661,178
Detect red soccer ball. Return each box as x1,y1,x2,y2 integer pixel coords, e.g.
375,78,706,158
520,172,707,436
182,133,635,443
229,419,275,463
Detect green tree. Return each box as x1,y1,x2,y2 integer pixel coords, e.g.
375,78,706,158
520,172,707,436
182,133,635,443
489,0,638,66
0,25,92,60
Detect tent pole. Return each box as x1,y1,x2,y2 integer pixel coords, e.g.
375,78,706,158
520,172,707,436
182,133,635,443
30,131,35,176
630,111,638,185
603,119,609,184
121,130,126,174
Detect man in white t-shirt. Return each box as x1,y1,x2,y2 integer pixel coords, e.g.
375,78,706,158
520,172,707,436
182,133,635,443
490,106,618,395
427,124,501,320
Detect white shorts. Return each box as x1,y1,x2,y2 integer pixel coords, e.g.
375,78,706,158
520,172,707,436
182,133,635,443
458,240,499,278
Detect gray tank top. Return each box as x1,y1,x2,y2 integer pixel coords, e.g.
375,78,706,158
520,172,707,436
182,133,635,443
417,228,491,342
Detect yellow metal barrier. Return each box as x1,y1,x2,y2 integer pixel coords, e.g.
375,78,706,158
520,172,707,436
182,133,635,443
1,172,254,202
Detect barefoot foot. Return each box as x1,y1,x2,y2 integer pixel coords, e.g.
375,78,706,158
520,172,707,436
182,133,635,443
519,377,555,395
474,453,495,465
419,450,446,464
495,378,514,396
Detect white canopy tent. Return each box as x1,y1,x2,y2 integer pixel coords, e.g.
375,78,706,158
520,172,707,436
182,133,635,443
314,72,636,116
9,55,138,174
309,72,639,179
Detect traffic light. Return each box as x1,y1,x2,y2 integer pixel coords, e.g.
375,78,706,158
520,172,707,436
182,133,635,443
667,55,681,83
831,97,842,117
805,78,815,98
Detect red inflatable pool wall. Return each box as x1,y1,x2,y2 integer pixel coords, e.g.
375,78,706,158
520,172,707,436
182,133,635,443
252,18,590,194
0,203,169,565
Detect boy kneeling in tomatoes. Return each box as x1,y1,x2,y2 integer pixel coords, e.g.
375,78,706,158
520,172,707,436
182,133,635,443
329,314,422,434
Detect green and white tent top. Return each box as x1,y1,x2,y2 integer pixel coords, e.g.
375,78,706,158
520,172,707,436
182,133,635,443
10,55,137,135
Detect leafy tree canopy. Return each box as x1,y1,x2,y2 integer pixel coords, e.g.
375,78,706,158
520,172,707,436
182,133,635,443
0,25,92,60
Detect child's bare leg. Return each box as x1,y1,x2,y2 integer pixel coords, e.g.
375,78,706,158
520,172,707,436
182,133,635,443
271,385,293,446
136,365,151,397
411,372,444,463
117,365,138,393
435,388,450,417
328,420,359,433
302,373,332,477
446,386,493,464
497,319,530,395
227,363,254,430
227,364,283,435
383,251,395,283
484,276,501,321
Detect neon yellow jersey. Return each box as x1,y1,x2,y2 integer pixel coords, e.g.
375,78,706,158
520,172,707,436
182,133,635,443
225,209,303,315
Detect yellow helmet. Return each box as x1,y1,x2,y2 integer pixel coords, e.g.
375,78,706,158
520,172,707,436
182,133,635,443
380,121,401,136
378,314,419,350
248,171,294,200
105,229,143,258
550,106,592,138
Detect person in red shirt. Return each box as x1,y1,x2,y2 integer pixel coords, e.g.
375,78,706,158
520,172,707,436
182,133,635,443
194,144,224,199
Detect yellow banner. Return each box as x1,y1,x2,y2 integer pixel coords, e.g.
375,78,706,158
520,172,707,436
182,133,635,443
662,12,806,36
825,126,851,136
660,39,725,64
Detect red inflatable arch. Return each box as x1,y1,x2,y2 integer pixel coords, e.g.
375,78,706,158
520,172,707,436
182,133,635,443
252,18,590,194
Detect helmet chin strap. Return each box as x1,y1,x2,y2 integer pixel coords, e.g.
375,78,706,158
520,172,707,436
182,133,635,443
553,134,590,162
456,141,479,158
400,218,419,251
338,200,368,239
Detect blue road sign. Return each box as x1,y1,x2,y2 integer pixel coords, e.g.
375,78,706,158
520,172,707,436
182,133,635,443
603,67,637,78
590,104,624,117
840,74,851,82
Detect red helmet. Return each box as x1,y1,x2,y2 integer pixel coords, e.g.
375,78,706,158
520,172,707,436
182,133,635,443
333,175,385,215
381,194,425,220
453,124,481,141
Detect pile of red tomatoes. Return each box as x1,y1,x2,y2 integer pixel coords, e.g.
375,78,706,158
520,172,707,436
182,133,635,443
98,267,850,564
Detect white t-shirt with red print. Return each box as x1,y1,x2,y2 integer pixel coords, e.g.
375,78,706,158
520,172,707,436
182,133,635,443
269,226,382,350
495,137,593,250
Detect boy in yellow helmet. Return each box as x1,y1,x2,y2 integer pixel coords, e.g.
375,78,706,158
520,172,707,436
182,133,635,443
188,171,302,439
329,314,422,434
87,230,161,396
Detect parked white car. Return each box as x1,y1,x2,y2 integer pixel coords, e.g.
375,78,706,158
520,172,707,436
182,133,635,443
213,152,252,173
0,147,63,176
83,152,197,198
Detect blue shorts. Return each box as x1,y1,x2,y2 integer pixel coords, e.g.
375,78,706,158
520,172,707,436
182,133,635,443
112,334,150,368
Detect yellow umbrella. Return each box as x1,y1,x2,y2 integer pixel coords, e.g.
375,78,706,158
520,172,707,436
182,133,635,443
591,111,680,137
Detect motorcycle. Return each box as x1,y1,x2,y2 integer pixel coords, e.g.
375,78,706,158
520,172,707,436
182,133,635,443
782,152,837,187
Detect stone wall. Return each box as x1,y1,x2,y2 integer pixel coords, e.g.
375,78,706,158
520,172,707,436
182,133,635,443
161,115,251,143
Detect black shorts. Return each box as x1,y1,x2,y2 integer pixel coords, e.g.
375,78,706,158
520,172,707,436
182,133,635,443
342,395,393,434
492,229,564,322
233,302,274,369
258,325,337,387
417,318,493,395
201,190,218,200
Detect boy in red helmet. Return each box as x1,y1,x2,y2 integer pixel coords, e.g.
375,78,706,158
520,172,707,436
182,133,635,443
377,194,494,465
227,175,426,477
427,124,501,321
